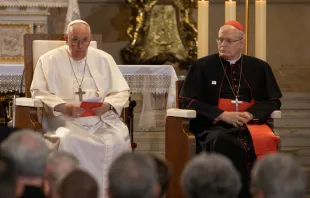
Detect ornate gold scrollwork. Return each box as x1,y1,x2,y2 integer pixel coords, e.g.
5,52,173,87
0,23,31,62
122,0,197,70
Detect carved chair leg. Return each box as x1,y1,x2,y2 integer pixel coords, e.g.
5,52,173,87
29,107,42,132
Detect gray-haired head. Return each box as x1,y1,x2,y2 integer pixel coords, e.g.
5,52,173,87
46,151,80,186
1,129,49,178
65,19,91,35
181,153,241,198
108,152,159,198
252,153,307,198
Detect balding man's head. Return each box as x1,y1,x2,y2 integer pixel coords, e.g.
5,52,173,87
181,153,241,198
108,152,159,198
251,153,307,198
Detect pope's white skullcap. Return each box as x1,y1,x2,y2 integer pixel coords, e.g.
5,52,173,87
67,19,89,28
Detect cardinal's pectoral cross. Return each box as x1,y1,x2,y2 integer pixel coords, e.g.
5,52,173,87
75,86,86,101
231,97,243,112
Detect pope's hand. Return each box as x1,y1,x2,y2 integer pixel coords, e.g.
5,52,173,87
92,103,111,116
54,103,85,118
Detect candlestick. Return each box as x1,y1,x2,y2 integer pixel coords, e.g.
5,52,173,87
197,0,209,58
255,0,266,60
225,0,236,22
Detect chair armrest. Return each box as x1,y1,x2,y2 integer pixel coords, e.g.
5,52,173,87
16,97,43,108
44,132,60,144
270,110,281,119
167,108,196,118
167,109,280,119
124,100,129,108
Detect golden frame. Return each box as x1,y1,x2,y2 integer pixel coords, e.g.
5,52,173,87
122,0,197,70
0,23,31,63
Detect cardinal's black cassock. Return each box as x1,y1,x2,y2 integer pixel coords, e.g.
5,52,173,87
179,53,282,198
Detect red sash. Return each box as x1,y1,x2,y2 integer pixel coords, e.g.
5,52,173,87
218,98,279,158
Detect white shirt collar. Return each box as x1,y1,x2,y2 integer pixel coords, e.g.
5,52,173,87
227,53,242,65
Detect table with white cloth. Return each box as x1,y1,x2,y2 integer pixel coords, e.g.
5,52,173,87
119,65,178,130
0,64,24,93
0,64,178,129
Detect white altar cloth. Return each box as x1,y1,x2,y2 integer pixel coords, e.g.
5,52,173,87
119,65,177,108
0,64,24,93
119,65,178,129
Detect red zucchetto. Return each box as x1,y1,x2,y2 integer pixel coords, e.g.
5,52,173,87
224,20,245,33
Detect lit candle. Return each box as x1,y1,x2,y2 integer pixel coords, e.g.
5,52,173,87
225,0,236,22
197,0,209,58
255,0,266,60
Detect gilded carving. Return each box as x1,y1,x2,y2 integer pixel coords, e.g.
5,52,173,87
122,0,197,69
0,24,31,62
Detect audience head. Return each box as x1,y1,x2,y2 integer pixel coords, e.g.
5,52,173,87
181,153,241,198
46,151,80,185
149,154,171,198
64,19,92,61
217,20,245,60
58,169,98,198
1,129,49,178
45,151,80,198
251,153,307,198
0,152,17,198
108,152,159,198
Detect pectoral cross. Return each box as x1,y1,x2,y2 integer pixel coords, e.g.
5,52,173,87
231,97,243,112
75,86,86,101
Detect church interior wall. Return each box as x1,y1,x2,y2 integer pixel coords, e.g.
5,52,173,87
47,0,310,92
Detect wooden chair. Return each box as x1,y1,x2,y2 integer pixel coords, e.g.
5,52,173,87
14,34,137,149
165,80,281,198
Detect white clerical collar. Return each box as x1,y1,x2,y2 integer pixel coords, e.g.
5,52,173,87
227,53,242,65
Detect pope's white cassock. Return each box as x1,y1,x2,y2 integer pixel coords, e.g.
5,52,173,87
31,45,131,197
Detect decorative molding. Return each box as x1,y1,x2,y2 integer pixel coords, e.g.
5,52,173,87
0,13,49,16
18,7,27,11
0,0,68,8
0,7,50,16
